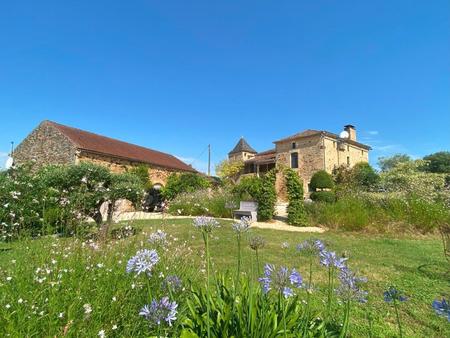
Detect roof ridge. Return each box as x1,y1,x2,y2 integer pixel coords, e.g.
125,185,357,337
47,120,175,157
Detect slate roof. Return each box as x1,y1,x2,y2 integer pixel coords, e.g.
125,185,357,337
228,137,257,155
46,121,196,172
274,129,371,150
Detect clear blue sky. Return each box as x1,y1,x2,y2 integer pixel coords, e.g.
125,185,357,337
1,1,449,173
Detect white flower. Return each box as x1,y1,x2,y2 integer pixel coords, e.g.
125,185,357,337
18,298,23,304
6,276,12,281
58,312,64,318
5,304,11,309
112,296,117,302
81,176,88,183
83,303,92,314
51,259,57,265
112,324,118,330
98,329,106,338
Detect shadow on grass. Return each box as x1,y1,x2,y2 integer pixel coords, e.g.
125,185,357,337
417,263,450,280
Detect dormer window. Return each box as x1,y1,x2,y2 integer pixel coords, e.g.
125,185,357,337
292,142,296,149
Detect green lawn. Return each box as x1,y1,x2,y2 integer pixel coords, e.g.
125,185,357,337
1,218,449,337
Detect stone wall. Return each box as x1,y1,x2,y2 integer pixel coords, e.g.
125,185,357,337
77,151,179,186
14,121,77,169
323,137,369,172
275,134,325,194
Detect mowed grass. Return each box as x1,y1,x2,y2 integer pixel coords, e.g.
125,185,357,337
1,218,449,337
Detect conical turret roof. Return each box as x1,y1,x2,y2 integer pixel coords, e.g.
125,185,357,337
228,137,257,155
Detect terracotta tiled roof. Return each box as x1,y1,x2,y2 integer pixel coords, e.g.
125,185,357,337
46,121,196,172
274,129,371,150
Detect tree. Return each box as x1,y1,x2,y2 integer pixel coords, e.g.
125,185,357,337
351,162,380,190
310,170,334,191
422,151,450,173
162,173,210,200
215,159,244,185
129,164,153,190
378,154,412,172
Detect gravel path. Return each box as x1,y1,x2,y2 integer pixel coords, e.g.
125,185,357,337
114,212,325,233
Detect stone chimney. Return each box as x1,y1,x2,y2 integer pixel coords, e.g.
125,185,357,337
344,125,356,141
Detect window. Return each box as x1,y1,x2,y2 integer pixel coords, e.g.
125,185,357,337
291,152,299,168
347,145,349,151
361,150,364,156
292,142,296,149
347,156,350,166
333,141,336,148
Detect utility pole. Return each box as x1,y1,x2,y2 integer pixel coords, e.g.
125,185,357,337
207,144,211,176
10,141,14,157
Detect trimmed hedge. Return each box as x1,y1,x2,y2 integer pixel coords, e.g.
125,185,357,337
256,170,277,221
310,191,336,203
310,170,334,190
284,168,308,226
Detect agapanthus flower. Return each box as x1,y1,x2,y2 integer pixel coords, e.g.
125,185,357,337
193,216,219,233
297,239,325,256
432,298,450,322
126,249,159,276
320,250,348,270
336,266,368,303
163,275,183,292
259,264,303,298
249,236,266,251
148,230,167,246
232,216,251,233
139,297,178,327
384,287,407,303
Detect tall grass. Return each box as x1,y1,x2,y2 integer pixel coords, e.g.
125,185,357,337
306,194,450,233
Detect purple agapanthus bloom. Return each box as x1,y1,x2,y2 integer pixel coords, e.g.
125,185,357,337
148,230,167,246
193,216,219,233
259,264,303,298
232,216,251,233
297,239,325,256
320,250,348,270
139,297,178,327
163,275,183,292
336,266,368,303
384,287,407,303
432,298,450,322
126,249,159,276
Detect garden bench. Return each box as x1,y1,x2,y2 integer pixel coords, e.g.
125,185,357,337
233,201,258,222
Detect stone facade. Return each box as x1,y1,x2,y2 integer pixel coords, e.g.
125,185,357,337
14,122,77,168
77,151,177,186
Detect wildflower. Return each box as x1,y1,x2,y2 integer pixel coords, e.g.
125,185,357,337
139,297,178,327
5,304,11,309
18,298,23,304
112,324,118,330
58,312,64,318
297,239,325,256
249,236,266,251
320,250,347,270
259,264,303,298
126,249,159,276
83,303,92,314
384,287,407,303
6,276,12,281
163,275,183,292
98,329,106,338
432,298,450,322
192,216,219,233
336,267,368,303
148,230,167,246
281,242,289,249
232,217,252,233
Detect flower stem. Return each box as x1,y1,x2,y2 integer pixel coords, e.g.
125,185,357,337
203,232,211,338
393,300,403,338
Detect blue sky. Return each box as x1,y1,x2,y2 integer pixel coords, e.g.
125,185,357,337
1,1,449,173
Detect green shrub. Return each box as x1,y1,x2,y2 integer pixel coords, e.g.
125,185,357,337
232,176,260,200
255,170,277,221
129,164,153,190
284,169,308,226
162,173,210,200
310,191,336,203
310,170,334,190
168,189,237,218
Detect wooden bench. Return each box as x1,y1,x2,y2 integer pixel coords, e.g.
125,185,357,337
233,201,258,222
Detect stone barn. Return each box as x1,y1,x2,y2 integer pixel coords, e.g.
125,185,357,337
13,120,196,187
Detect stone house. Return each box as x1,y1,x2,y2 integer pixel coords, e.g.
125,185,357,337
13,120,196,187
228,125,371,200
